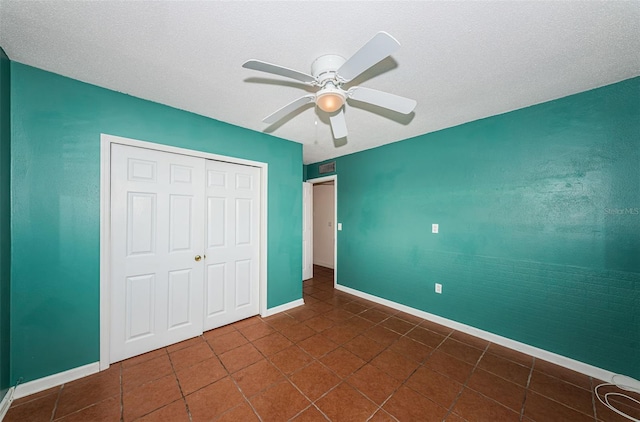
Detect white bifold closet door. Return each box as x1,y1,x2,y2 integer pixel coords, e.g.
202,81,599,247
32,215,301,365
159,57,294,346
204,160,260,331
110,144,261,363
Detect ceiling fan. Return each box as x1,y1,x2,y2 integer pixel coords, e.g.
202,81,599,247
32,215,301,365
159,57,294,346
242,32,417,140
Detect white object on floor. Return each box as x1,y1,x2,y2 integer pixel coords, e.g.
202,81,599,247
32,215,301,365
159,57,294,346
594,375,640,422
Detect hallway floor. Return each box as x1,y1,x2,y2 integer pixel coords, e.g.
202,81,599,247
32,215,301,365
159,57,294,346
6,266,637,421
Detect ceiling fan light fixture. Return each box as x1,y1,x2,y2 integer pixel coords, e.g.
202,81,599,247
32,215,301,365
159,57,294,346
316,87,345,113
244,32,415,140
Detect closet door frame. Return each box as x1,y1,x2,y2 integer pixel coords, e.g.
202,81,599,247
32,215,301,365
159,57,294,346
99,133,269,371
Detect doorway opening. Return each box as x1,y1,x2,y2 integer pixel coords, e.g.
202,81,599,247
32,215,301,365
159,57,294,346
303,175,337,288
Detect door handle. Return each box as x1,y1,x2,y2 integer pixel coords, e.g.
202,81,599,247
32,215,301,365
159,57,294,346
194,255,202,262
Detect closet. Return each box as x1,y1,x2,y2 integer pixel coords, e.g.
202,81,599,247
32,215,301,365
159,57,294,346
109,143,260,362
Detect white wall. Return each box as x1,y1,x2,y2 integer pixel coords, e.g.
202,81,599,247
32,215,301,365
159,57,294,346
313,184,334,268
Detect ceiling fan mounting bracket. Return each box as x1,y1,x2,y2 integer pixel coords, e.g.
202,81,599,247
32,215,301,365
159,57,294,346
311,54,346,85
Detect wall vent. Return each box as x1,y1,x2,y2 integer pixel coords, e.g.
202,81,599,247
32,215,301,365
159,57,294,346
318,161,336,174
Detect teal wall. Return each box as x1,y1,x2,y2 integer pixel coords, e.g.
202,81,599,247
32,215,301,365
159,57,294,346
307,77,640,378
0,48,11,399
10,63,303,384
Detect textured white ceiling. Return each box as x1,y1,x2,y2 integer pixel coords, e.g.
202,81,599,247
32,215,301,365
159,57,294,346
1,1,639,164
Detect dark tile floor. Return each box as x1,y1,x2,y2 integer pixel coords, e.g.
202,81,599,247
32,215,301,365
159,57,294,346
6,265,638,421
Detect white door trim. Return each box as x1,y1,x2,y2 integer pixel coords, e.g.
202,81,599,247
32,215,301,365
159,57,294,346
305,175,337,287
100,133,269,370
302,182,313,281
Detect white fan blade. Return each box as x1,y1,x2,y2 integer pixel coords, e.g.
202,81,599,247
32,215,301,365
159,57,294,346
243,60,316,84
263,95,315,124
337,32,400,83
348,86,416,114
329,108,348,139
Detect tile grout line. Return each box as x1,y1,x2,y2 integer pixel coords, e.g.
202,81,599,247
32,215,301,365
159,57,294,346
46,370,125,422
202,332,263,421
49,384,63,422
519,356,535,421
463,347,536,420
527,361,601,419
591,376,598,422
374,324,447,414
119,364,124,422
268,343,331,420
165,344,194,422
529,386,600,419
356,318,447,420
258,330,338,421
441,340,490,421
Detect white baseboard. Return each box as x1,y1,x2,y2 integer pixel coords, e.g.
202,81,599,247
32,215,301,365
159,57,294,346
313,261,334,269
336,284,623,384
0,387,15,420
14,362,99,400
262,298,305,317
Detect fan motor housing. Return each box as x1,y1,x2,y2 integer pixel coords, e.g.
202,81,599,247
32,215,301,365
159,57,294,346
311,54,346,83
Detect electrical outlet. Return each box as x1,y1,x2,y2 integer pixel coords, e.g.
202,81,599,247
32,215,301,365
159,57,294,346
337,223,342,231
432,223,439,234
435,283,442,294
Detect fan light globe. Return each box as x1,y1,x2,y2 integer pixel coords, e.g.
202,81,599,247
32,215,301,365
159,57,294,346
316,91,345,113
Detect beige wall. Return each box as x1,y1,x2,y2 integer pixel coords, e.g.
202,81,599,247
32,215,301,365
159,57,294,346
313,184,334,268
